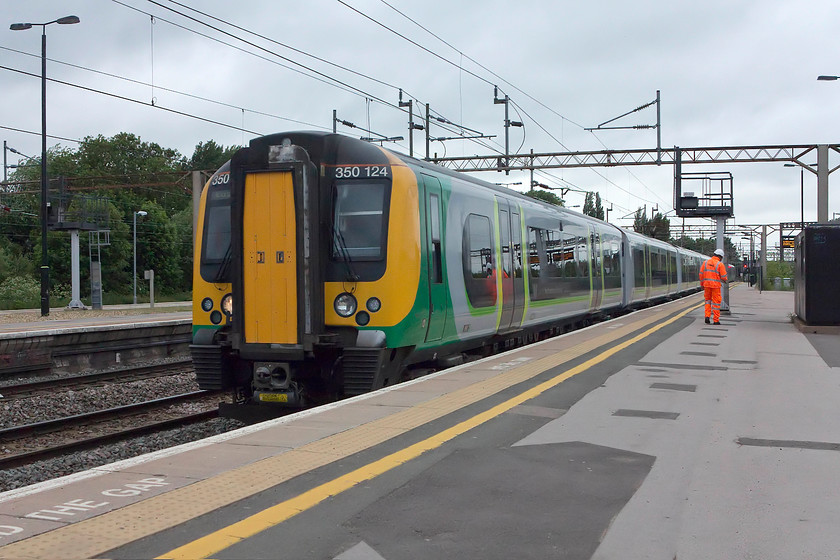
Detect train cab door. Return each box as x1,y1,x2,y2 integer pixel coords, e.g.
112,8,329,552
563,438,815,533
644,245,652,299
589,224,603,310
496,198,516,330
242,170,298,344
422,175,446,342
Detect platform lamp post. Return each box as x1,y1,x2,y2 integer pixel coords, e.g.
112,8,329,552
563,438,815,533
783,163,806,229
783,162,819,228
133,210,147,305
10,15,80,316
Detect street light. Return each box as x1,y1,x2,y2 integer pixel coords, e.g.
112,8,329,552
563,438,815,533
133,210,147,305
817,75,839,81
10,15,80,316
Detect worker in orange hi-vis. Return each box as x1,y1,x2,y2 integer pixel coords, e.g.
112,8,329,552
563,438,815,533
699,248,728,325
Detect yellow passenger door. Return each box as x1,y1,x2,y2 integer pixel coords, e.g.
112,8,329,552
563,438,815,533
242,171,297,344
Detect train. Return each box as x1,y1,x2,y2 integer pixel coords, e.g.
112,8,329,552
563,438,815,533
190,131,706,417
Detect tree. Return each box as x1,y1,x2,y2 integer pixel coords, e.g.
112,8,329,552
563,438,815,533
583,192,595,216
594,192,604,220
3,133,192,301
133,201,186,295
648,212,670,241
188,140,240,172
633,207,647,234
524,189,565,206
583,192,605,220
632,207,670,241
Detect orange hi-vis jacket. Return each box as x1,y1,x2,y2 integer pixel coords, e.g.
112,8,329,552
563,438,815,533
699,257,728,288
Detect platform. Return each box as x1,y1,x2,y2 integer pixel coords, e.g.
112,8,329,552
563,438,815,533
1,286,838,559
0,303,190,337
0,304,191,377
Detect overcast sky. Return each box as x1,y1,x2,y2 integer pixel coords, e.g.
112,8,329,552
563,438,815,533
3,0,840,242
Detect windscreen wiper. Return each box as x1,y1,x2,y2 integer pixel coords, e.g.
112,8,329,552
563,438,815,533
332,226,360,283
214,244,232,283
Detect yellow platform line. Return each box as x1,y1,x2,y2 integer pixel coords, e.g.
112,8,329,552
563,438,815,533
0,296,702,560
159,300,703,560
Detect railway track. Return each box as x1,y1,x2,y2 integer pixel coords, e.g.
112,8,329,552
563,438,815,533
0,358,194,399
0,391,223,470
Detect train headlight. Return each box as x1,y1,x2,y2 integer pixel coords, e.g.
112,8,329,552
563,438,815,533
221,293,233,316
334,293,357,317
356,311,370,326
366,297,381,313
201,297,213,312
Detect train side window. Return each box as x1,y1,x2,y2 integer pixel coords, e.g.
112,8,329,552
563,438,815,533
545,228,564,278
463,214,495,308
603,236,622,289
577,236,589,277
651,250,666,286
527,227,543,299
528,227,542,279
591,232,602,278
527,227,587,302
499,209,512,278
560,233,577,279
670,254,678,285
633,247,645,284
511,213,523,278
429,194,442,284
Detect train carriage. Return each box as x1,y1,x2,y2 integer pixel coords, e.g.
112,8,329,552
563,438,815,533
191,132,704,415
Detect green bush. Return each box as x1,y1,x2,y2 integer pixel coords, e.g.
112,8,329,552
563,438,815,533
763,261,795,291
0,276,40,309
0,276,73,309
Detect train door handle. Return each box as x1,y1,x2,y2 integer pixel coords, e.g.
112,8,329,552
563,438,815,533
276,251,285,263
256,251,265,264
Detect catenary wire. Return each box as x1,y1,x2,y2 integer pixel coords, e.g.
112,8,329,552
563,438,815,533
0,64,265,136
0,45,326,131
356,0,663,212
120,1,488,148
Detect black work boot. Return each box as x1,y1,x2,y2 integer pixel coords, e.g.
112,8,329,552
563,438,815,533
705,317,710,324
713,321,721,325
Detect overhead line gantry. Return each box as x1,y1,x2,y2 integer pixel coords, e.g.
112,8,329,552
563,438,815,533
430,143,839,223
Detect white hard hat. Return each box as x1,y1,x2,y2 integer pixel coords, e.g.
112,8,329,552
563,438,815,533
713,248,725,258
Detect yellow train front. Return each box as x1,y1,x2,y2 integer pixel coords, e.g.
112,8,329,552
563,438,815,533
191,132,424,416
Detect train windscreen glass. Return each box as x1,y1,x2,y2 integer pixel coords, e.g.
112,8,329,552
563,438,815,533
332,182,387,260
201,184,231,272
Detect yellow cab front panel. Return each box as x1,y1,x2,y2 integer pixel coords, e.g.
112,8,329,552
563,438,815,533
242,170,297,344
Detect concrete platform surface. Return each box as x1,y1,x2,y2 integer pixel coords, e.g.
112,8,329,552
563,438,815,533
0,287,837,560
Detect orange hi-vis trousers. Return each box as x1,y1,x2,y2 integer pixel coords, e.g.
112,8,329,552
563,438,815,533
704,287,722,322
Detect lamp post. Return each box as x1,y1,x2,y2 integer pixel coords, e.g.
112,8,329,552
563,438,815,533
784,162,817,228
133,210,147,305
783,163,805,228
10,15,80,316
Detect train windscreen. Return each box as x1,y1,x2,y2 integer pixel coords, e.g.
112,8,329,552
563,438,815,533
200,182,232,281
332,182,388,260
